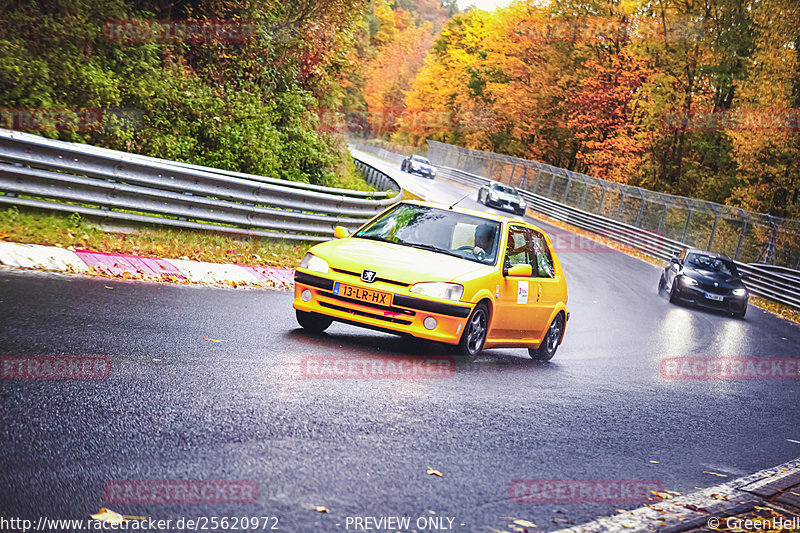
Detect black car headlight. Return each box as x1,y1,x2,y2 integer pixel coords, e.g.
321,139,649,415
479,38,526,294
732,288,747,297
680,276,698,287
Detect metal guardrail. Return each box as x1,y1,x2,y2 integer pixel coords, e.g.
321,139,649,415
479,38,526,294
0,129,401,242
436,165,800,310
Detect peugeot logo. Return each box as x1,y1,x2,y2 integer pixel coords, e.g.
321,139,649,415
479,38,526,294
361,270,377,283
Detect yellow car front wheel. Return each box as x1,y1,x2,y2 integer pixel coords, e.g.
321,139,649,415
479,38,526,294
457,302,489,357
296,310,333,333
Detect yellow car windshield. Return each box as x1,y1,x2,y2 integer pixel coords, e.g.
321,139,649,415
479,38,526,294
354,203,501,266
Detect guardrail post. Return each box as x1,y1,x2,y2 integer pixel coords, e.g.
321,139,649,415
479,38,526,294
509,161,517,185
734,208,748,261
519,166,528,189
562,172,573,204
634,189,647,227
596,184,606,214
707,205,719,251
532,168,542,194
681,199,692,244
657,203,668,235
615,189,626,221
546,172,557,199
756,215,778,265
579,181,589,210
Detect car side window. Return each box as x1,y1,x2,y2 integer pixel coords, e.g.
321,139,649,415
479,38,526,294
505,226,535,272
530,230,555,278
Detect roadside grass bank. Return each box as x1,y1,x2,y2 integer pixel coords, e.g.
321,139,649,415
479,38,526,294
0,207,308,269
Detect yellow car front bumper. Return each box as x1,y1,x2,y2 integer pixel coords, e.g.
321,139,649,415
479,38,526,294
293,270,474,344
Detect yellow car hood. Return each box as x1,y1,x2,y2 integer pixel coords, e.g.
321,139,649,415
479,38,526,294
309,237,492,284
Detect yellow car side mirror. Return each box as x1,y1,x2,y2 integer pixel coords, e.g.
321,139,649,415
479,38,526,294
333,226,350,239
507,264,532,277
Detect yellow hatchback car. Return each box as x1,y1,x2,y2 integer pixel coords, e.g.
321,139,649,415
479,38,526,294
293,201,569,359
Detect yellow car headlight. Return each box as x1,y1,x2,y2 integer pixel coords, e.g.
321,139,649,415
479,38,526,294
300,253,329,274
409,282,464,301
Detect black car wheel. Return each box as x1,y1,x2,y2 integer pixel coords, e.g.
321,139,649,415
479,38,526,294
669,282,680,304
457,302,489,357
529,313,563,361
296,310,332,333
732,304,747,319
658,273,666,294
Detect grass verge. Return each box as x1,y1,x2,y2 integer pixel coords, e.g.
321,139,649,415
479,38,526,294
0,206,308,269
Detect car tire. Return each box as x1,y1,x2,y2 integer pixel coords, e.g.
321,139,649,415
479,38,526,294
529,313,564,361
296,310,333,333
669,283,680,304
658,274,666,294
401,161,407,172
457,302,489,357
732,305,747,319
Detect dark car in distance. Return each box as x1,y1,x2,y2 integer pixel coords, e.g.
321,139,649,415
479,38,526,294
659,248,749,318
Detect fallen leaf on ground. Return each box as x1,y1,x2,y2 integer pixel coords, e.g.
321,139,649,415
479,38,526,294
513,519,536,527
314,506,328,513
649,460,660,464
426,467,443,477
703,471,728,477
203,338,224,342
90,508,146,524
105,286,114,289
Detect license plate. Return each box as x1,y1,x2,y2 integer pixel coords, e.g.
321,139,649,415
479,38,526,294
333,282,392,306
704,292,724,301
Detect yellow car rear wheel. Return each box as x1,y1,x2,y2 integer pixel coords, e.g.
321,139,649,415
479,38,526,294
528,313,563,361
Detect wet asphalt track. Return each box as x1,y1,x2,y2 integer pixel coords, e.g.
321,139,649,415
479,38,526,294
1,153,799,532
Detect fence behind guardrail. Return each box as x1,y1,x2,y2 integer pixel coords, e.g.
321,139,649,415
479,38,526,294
426,140,800,271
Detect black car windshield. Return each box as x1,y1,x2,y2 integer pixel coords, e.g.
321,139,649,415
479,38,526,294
491,183,517,195
412,156,430,164
686,253,737,277
354,203,501,265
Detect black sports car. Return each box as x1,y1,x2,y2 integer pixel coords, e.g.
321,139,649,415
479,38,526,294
659,248,749,318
